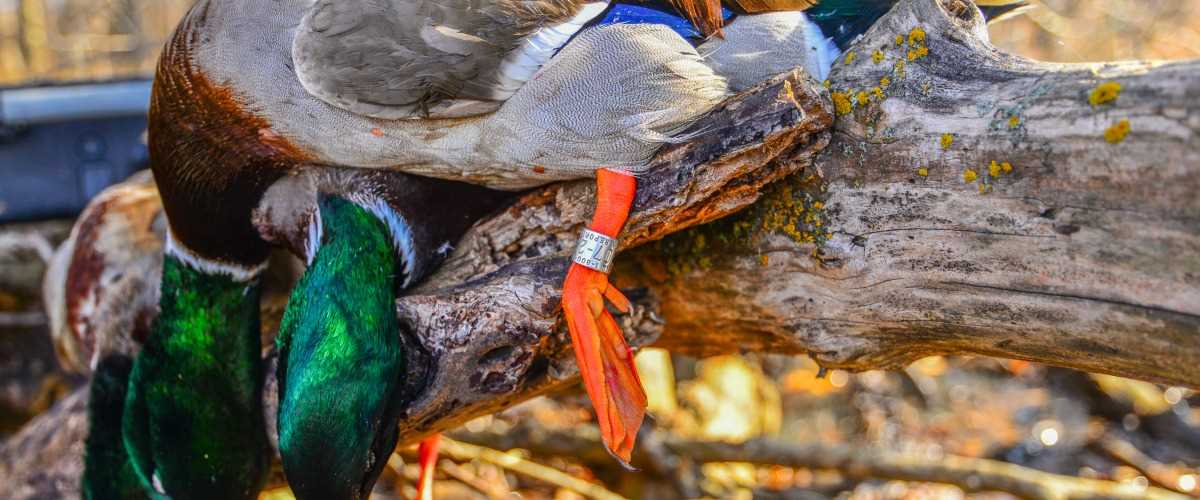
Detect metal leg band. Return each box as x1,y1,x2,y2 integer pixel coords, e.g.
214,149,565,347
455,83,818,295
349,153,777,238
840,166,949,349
572,228,618,273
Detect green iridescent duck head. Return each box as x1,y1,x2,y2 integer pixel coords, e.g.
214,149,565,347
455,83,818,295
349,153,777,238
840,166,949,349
275,195,408,500
83,355,158,500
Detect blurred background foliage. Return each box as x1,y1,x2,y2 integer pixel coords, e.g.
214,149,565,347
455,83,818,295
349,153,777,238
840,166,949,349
1,1,1199,499
0,0,1198,86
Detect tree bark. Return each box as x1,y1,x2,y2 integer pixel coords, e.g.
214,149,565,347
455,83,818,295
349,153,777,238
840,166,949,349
630,0,1200,386
4,0,1199,495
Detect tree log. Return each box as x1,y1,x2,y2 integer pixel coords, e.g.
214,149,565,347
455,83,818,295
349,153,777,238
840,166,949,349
4,0,1199,495
630,0,1200,386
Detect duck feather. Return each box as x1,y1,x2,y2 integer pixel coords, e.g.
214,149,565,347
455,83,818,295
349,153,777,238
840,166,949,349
293,0,602,119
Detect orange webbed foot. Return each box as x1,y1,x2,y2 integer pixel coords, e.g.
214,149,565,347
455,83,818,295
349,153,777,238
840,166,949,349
562,262,647,467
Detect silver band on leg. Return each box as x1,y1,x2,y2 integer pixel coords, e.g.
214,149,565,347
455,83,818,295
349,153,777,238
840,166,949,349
572,228,618,273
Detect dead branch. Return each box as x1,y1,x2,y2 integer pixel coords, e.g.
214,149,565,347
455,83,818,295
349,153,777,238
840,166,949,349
629,0,1200,389
437,437,626,500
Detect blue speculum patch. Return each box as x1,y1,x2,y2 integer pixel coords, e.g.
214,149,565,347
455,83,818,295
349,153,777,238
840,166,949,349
590,2,735,43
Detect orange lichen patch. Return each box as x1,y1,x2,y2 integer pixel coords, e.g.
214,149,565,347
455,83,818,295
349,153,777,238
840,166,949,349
895,34,905,46
844,51,856,65
940,133,954,150
1105,119,1131,143
832,92,853,116
989,160,1001,178
880,76,891,88
370,127,385,137
1007,115,1021,128
1089,81,1121,106
872,86,885,100
759,254,769,266
872,49,885,64
963,169,978,183
856,91,870,106
917,167,928,177
1001,161,1013,173
533,165,547,174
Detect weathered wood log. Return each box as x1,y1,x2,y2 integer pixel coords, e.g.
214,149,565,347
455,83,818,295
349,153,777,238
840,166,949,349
630,0,1200,386
411,0,1200,387
4,0,1199,495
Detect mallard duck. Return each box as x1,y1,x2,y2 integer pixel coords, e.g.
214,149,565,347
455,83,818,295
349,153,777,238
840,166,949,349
83,354,159,500
104,0,1027,498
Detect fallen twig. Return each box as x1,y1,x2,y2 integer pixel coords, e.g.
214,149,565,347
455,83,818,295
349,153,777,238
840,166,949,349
1092,430,1194,495
438,437,627,500
437,459,513,499
452,426,1189,500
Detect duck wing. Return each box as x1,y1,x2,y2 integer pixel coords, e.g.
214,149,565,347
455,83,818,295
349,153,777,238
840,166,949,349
292,0,604,119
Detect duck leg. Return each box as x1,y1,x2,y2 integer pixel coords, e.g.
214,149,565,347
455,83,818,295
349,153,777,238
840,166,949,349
561,169,647,467
275,195,406,500
415,434,441,500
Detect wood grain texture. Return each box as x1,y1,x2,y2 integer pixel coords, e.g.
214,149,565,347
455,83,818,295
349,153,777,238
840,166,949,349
633,0,1200,388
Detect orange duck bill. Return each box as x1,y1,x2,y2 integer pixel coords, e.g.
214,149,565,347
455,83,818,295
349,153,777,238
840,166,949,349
561,169,647,467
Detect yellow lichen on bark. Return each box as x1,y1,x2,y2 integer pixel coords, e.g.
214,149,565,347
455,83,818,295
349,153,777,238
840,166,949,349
940,133,954,150
832,92,853,116
1105,119,1131,143
908,27,926,44
907,46,929,61
1089,81,1122,106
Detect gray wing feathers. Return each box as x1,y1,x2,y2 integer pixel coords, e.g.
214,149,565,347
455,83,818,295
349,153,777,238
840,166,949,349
481,23,729,173
293,0,578,119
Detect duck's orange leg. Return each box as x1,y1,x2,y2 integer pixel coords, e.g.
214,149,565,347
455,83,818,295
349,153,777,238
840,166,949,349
562,169,647,467
415,434,441,500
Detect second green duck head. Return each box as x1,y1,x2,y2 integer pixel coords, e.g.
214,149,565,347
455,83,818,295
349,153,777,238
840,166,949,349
275,195,405,500
274,178,513,499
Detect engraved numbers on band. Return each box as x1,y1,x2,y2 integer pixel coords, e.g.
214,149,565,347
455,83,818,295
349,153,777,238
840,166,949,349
573,228,617,274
